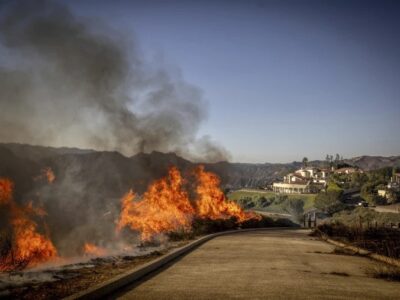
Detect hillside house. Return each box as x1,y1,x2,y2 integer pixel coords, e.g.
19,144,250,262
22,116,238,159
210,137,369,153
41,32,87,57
334,167,363,175
394,173,400,184
272,167,330,194
378,173,400,202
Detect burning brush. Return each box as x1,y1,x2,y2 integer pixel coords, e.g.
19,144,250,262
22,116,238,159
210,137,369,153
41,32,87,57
0,178,58,272
0,165,259,272
116,166,259,242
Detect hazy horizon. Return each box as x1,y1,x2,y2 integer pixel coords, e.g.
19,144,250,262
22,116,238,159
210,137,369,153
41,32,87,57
2,141,399,165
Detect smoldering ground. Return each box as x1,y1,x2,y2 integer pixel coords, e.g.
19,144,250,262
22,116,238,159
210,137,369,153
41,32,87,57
0,0,230,257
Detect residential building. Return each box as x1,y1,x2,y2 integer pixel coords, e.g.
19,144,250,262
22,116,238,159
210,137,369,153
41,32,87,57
272,167,330,194
334,167,363,175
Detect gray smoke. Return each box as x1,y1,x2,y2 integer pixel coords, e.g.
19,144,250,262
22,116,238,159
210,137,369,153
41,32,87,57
0,0,229,163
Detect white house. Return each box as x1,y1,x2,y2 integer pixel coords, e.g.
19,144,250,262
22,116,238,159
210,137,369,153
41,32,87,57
272,167,330,194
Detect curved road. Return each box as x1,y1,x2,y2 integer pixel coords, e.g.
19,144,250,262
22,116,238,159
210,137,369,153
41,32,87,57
114,229,399,300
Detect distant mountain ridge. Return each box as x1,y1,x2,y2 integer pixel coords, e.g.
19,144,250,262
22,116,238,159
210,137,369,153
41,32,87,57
344,155,400,171
1,143,399,192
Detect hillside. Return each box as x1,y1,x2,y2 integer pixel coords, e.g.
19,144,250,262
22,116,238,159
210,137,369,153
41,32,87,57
1,143,399,192
1,143,399,253
345,155,400,171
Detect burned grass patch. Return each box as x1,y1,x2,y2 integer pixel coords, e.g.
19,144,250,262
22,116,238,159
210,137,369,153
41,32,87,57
0,246,178,300
329,271,350,277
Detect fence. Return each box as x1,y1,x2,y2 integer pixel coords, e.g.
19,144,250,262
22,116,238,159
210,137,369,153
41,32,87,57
303,212,317,228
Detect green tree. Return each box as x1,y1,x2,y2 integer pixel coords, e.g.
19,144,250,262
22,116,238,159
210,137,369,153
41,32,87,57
334,154,340,167
350,172,368,188
361,182,386,205
326,154,334,168
256,196,271,208
315,183,344,214
302,157,308,168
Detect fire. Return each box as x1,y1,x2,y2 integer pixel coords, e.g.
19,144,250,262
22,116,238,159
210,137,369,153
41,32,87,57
0,178,58,272
117,166,259,241
117,167,194,241
42,167,55,183
1,163,261,269
195,166,252,222
83,243,107,256
0,177,13,205
34,167,55,183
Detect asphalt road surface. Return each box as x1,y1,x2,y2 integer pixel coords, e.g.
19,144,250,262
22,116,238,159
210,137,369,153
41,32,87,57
114,229,400,300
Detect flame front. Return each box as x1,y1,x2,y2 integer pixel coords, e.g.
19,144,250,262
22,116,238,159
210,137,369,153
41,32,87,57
117,166,259,241
0,178,58,272
195,166,252,222
1,164,261,271
34,167,56,184
0,177,13,205
44,167,56,183
117,167,194,241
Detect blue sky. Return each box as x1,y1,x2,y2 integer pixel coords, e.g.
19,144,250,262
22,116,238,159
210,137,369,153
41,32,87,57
66,0,400,163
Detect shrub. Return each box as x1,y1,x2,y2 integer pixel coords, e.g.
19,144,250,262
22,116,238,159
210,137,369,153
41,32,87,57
314,189,344,214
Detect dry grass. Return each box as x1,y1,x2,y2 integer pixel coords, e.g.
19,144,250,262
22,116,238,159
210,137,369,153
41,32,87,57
367,265,400,281
315,223,400,259
331,247,356,256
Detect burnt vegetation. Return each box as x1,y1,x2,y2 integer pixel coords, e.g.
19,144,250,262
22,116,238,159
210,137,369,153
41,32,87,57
315,223,400,259
367,265,400,282
167,216,298,241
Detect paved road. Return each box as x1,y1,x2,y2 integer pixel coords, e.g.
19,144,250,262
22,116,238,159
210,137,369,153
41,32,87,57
115,229,399,300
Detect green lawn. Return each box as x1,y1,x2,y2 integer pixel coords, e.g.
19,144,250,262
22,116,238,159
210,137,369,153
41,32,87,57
228,188,317,210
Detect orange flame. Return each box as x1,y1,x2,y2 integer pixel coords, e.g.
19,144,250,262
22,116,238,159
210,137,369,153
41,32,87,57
43,167,55,184
0,177,13,205
34,167,55,184
117,167,194,241
117,166,259,241
83,243,107,256
0,178,58,272
195,166,254,222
